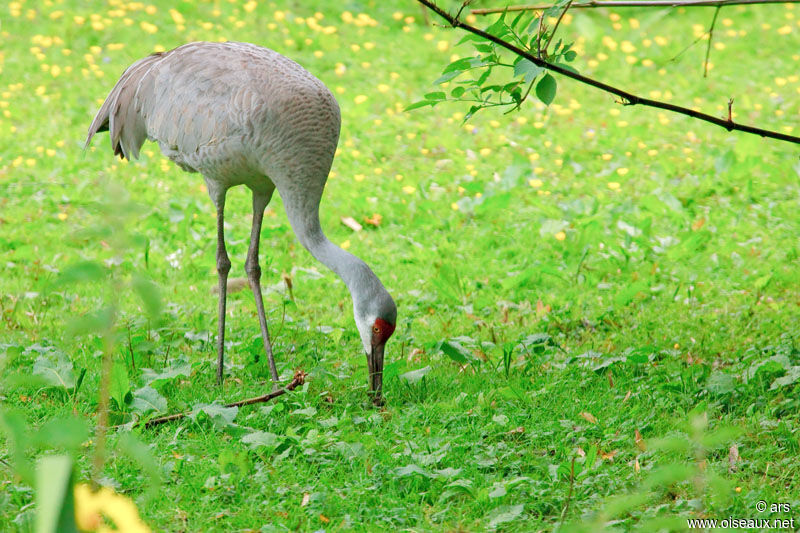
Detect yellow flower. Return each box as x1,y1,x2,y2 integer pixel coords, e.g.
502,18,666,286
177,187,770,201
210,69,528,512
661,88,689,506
437,40,449,52
169,9,185,25
140,21,158,34
354,94,367,104
616,167,629,176
555,231,566,241
607,182,621,190
529,179,543,188
377,84,390,93
243,1,257,13
74,484,151,533
341,240,351,249
402,186,416,194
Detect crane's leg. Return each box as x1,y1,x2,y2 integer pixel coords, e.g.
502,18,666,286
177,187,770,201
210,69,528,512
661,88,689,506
213,190,231,385
245,189,280,386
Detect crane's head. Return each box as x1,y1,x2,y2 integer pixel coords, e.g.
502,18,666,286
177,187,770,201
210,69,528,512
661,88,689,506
355,292,396,406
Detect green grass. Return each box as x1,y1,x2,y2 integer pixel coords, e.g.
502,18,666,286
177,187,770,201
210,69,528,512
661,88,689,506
2,0,800,531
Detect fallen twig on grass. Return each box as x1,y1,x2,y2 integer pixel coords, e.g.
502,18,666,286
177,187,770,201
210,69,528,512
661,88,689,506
141,370,307,429
416,0,800,145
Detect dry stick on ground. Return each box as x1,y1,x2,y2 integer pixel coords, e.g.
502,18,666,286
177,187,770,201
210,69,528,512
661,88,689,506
472,0,800,14
416,0,800,145
141,370,307,429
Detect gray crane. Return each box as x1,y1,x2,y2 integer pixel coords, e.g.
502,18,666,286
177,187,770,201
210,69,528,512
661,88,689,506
85,41,397,403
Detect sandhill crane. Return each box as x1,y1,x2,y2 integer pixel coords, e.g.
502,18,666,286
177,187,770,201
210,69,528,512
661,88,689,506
85,41,397,403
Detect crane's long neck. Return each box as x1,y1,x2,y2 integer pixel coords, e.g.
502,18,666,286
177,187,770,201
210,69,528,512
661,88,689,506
286,206,387,316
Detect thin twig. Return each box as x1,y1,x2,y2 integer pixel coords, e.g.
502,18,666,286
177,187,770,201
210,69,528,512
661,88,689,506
472,0,800,14
537,12,547,57
560,455,577,524
543,0,575,56
703,5,722,77
416,0,800,145
141,370,306,429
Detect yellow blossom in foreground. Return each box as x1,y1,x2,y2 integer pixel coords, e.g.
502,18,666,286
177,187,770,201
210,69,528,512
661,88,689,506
607,182,621,190
555,231,566,241
529,178,543,188
74,484,150,533
402,186,416,194
140,21,158,34
616,167,629,176
341,240,351,249
354,94,367,104
243,1,257,13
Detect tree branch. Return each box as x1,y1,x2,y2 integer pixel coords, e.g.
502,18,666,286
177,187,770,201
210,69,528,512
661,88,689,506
416,0,800,145
141,370,307,429
472,0,800,13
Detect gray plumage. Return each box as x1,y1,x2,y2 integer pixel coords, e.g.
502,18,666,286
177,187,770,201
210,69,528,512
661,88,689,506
86,41,396,400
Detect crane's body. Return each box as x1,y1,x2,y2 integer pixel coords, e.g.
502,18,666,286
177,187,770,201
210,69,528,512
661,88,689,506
86,41,396,402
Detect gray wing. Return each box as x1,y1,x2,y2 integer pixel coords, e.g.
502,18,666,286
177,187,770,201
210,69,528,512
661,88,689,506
86,42,261,162
85,52,163,159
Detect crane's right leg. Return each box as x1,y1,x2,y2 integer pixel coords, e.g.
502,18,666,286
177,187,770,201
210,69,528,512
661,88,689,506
212,189,231,385
245,189,280,387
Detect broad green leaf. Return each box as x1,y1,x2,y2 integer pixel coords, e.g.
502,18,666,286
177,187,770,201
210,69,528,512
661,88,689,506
706,371,736,395
488,484,507,498
141,357,191,389
424,91,446,101
396,464,432,478
513,59,542,84
290,406,317,417
771,366,800,390
434,467,462,479
535,73,557,105
433,70,463,85
242,431,278,449
109,359,131,411
404,100,434,111
492,414,509,426
439,340,474,364
33,353,76,391
743,354,790,383
399,366,431,384
34,455,77,533
442,57,475,73
486,504,524,527
130,386,167,415
190,403,238,429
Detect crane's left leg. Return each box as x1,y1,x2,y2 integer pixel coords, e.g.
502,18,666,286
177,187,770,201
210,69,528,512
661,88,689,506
212,188,232,386
245,189,280,386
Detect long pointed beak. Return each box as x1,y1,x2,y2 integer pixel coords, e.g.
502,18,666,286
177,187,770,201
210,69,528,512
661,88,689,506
367,343,385,406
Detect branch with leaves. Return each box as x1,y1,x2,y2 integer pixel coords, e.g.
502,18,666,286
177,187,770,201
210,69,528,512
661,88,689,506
471,0,800,14
411,0,800,145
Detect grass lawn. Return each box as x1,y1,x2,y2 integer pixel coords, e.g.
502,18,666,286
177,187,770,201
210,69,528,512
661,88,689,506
1,0,799,531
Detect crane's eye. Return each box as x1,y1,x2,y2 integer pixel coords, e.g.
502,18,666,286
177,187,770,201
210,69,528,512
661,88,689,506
372,325,380,334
